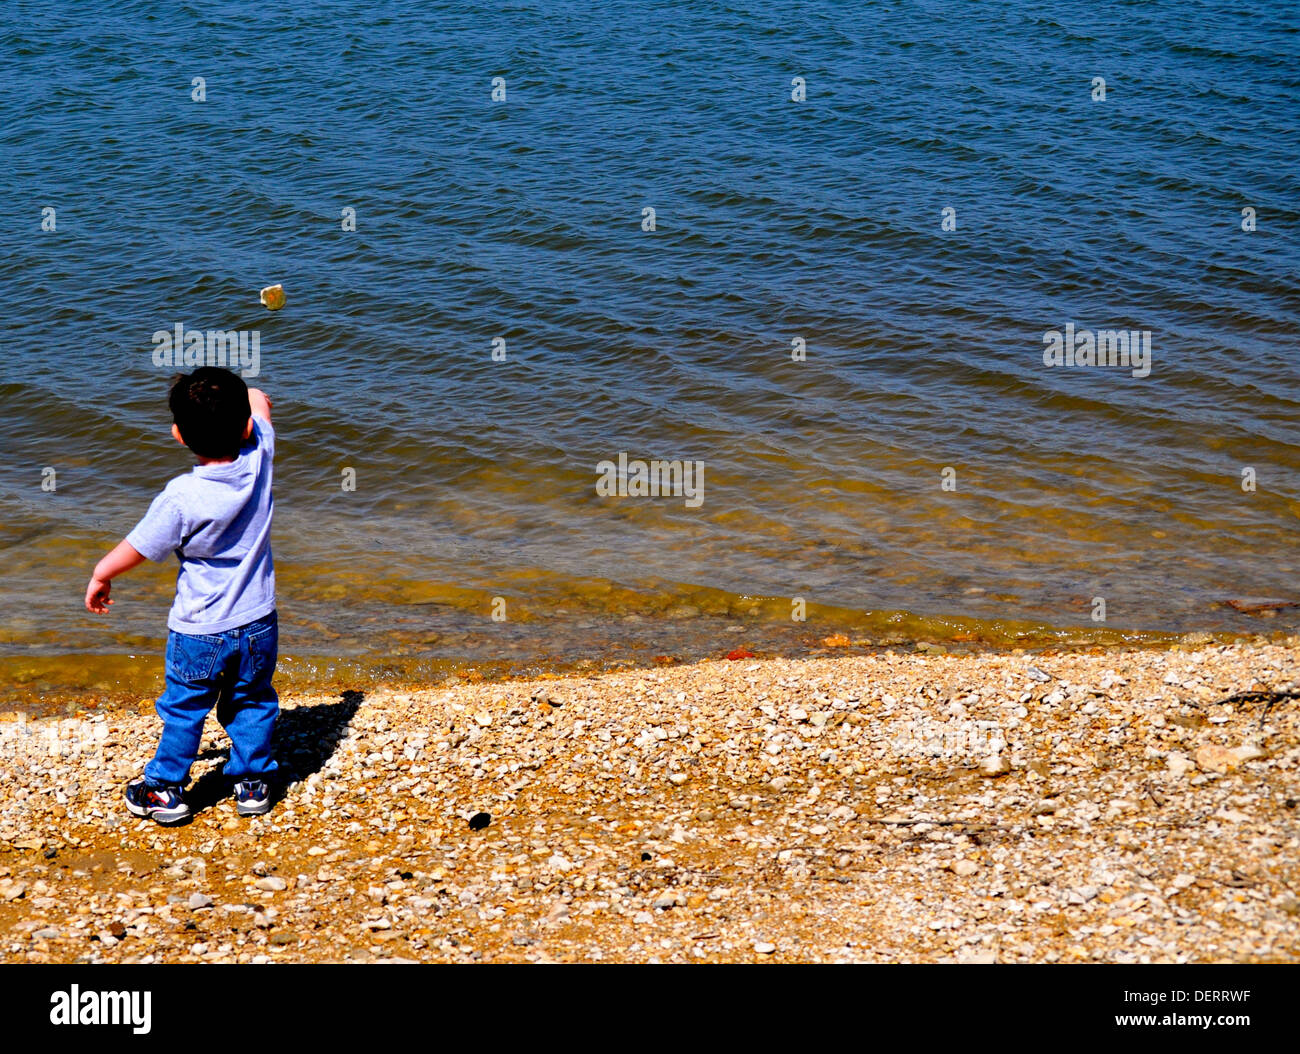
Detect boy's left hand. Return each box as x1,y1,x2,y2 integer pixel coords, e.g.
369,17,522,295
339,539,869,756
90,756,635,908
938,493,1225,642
85,577,113,613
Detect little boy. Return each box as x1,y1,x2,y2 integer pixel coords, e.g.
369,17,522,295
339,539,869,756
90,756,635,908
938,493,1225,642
86,366,279,825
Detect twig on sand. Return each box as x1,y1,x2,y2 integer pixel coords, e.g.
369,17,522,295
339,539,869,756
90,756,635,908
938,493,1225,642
1208,688,1300,728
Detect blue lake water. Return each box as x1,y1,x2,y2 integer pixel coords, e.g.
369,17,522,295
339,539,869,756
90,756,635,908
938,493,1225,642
1,0,1297,701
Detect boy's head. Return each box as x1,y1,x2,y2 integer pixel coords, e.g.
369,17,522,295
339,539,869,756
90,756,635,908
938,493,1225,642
168,367,252,460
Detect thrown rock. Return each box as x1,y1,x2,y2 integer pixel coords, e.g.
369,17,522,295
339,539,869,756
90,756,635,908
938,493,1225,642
259,283,286,310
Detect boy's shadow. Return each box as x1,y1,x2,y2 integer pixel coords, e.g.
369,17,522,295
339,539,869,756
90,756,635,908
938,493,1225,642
186,689,364,814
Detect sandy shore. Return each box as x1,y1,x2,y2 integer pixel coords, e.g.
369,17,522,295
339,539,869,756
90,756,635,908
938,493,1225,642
2,639,1297,963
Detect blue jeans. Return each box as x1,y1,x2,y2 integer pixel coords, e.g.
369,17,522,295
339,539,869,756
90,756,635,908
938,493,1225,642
144,611,279,787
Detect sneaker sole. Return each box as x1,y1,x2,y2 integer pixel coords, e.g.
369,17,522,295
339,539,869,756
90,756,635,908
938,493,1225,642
125,800,191,825
236,799,271,817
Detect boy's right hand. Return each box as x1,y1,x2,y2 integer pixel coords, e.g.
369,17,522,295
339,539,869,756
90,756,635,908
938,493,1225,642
248,387,272,424
85,577,113,613
85,541,146,613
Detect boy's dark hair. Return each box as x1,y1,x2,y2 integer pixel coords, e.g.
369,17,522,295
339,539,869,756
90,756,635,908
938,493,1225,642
168,367,251,459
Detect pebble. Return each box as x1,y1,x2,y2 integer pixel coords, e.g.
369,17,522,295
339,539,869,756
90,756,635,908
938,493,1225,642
979,754,1012,778
1195,745,1236,773
754,942,777,955
1211,808,1250,823
188,893,214,910
254,877,287,892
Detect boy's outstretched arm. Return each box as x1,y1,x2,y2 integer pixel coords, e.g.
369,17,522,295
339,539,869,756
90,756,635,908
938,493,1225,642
85,540,147,613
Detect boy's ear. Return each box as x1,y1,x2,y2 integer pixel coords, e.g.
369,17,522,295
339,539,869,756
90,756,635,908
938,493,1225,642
243,416,254,440
171,424,185,445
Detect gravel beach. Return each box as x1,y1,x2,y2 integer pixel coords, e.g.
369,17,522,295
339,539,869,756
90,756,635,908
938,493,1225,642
2,639,1297,964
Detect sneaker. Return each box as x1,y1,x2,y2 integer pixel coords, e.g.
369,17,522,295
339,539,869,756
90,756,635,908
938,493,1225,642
233,778,272,816
125,779,190,825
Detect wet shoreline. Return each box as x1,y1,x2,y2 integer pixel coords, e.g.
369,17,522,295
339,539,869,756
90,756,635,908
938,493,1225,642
5,601,1292,718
